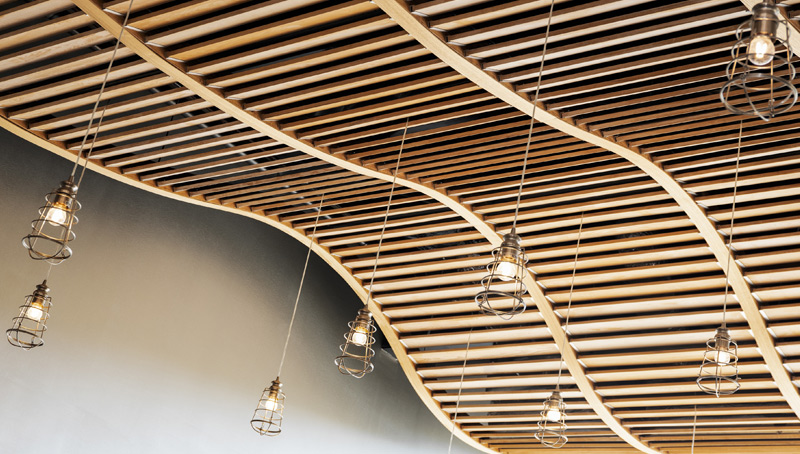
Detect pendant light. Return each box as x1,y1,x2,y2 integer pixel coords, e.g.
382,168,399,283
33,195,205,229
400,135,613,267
22,0,135,263
696,121,743,397
22,178,80,264
335,119,409,378
475,0,556,320
251,378,285,436
335,307,377,378
720,0,797,121
6,280,52,349
535,211,584,449
251,195,325,436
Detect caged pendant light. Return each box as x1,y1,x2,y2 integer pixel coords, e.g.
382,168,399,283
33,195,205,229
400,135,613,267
535,212,584,449
335,307,377,378
475,0,556,320
696,121,745,397
251,195,325,436
720,0,797,121
6,280,52,349
697,326,739,396
335,120,409,378
21,0,135,264
251,377,285,436
22,178,81,264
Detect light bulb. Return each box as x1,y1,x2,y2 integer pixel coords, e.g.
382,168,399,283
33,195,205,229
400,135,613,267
351,327,368,346
263,395,278,412
715,350,731,365
25,302,44,322
545,407,562,423
45,204,68,226
748,35,775,66
495,259,518,281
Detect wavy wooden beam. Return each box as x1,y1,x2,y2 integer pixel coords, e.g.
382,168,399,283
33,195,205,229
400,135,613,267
374,0,800,449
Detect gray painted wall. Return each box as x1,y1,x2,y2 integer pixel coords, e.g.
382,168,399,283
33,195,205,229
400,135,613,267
0,130,478,454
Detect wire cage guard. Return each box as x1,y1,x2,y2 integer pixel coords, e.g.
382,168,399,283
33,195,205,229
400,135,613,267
697,327,740,396
475,233,528,320
720,1,798,121
335,308,376,378
535,391,568,448
21,177,80,264
251,378,285,436
7,280,52,349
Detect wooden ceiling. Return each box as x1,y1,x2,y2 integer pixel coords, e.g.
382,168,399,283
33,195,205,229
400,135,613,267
1,0,799,452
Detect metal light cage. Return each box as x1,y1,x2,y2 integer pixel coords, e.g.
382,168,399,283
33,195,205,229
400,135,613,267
697,327,740,396
22,177,80,264
535,390,568,448
335,308,376,378
720,1,797,121
251,378,285,436
475,232,528,320
7,281,52,349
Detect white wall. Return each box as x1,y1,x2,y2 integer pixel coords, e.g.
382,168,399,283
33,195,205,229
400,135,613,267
0,131,478,454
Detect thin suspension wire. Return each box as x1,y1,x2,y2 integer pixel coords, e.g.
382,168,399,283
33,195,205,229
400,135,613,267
555,212,584,390
447,327,474,454
511,0,556,233
45,263,54,280
77,102,110,189
70,0,136,178
690,404,697,454
364,118,409,304
276,194,325,377
721,120,744,328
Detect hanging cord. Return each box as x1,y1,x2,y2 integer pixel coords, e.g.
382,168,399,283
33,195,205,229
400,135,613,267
690,404,697,454
511,0,556,233
76,102,110,190
70,0,136,179
721,120,743,328
276,194,325,377
555,212,584,390
447,327,474,454
364,118,409,304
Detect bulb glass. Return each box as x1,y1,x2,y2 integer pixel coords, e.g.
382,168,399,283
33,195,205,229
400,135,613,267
748,35,775,66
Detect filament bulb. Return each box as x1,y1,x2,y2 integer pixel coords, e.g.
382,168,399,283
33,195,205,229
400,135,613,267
495,259,518,281
45,203,68,226
25,302,44,321
545,407,562,423
748,35,775,66
715,350,731,365
263,394,279,412
351,326,369,346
